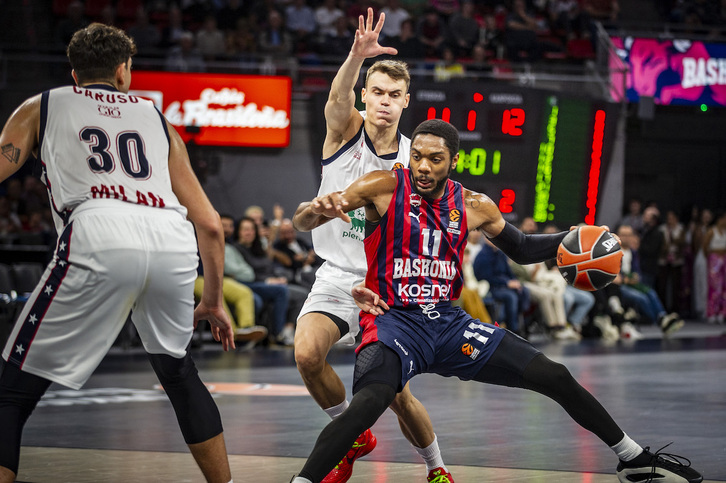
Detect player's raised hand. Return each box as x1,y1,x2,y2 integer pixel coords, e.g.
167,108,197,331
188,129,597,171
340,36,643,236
351,7,398,59
352,284,390,315
311,192,351,222
194,301,235,351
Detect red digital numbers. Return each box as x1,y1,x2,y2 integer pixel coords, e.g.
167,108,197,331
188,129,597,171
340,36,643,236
427,107,450,122
502,108,525,136
499,189,516,213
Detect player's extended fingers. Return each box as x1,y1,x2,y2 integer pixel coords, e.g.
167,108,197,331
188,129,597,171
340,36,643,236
374,12,385,33
358,13,365,33
366,7,374,31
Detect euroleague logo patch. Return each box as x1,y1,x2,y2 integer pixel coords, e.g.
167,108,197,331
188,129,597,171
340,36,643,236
461,343,481,360
392,162,405,170
448,209,462,235
449,209,461,223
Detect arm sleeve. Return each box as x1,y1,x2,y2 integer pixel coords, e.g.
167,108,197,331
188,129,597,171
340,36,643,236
487,221,567,265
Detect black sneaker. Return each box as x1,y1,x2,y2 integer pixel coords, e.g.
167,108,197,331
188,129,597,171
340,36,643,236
616,443,703,483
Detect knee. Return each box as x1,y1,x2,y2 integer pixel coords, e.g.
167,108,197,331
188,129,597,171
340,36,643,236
294,340,327,377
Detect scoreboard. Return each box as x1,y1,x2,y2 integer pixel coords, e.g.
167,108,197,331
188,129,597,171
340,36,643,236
399,82,620,227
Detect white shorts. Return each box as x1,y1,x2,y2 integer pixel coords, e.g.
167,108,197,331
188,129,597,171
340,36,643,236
297,262,365,346
2,200,198,389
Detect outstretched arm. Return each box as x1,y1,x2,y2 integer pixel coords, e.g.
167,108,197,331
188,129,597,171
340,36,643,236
323,8,398,158
464,189,567,265
292,170,397,232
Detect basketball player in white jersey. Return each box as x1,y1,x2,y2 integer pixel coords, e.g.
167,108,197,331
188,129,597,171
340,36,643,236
292,9,453,483
0,24,233,483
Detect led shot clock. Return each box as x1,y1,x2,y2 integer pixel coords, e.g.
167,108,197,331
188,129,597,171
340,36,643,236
400,82,619,228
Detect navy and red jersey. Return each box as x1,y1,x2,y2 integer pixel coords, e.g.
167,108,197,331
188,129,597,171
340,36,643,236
364,168,468,308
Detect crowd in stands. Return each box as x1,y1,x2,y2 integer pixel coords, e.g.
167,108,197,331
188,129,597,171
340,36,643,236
463,203,726,342
47,0,726,74
2,163,725,347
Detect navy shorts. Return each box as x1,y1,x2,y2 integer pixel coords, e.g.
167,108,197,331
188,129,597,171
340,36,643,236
356,302,508,389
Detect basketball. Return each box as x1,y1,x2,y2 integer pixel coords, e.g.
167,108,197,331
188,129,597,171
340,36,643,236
556,225,623,291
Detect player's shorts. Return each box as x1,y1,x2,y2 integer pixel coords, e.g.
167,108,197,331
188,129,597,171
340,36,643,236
2,200,198,389
356,302,508,389
297,261,366,346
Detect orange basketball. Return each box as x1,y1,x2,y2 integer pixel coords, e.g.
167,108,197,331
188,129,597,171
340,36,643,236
556,225,622,291
461,343,474,356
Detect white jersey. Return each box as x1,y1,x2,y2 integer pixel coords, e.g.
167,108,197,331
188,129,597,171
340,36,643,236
39,84,186,233
312,117,410,273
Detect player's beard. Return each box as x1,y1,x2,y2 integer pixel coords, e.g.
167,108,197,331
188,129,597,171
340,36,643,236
410,170,450,198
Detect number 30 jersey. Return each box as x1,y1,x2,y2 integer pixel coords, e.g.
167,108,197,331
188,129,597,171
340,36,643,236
364,168,468,308
39,84,186,232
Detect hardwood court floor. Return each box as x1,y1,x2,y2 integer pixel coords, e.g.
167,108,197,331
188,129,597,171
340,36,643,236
14,322,726,483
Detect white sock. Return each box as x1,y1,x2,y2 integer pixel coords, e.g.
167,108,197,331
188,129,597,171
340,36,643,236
610,433,643,462
323,400,349,420
415,434,446,472
292,478,312,483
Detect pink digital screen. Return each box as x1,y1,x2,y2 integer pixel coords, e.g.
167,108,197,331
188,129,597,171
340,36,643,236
610,37,726,106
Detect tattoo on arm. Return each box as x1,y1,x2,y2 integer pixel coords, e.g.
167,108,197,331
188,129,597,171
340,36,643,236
1,143,21,164
466,196,480,209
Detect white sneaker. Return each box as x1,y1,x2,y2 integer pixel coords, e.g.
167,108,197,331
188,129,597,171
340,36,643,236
660,313,684,335
277,326,295,346
553,325,582,340
620,322,643,340
593,315,619,341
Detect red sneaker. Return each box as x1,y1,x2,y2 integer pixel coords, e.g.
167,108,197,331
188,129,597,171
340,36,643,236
321,429,377,483
427,467,455,482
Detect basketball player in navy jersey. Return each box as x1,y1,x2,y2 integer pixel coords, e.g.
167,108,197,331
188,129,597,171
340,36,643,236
290,119,702,483
0,24,234,482
292,8,451,483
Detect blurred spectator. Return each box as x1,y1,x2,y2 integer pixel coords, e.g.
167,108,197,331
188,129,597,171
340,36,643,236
319,16,354,57
196,15,226,60
159,5,186,49
0,196,21,238
638,206,664,289
385,18,426,59
165,31,207,72
548,0,589,42
582,0,619,24
505,0,561,62
55,0,88,47
401,0,429,17
616,225,684,335
434,46,466,81
380,0,411,40
473,237,531,334
431,0,461,21
285,0,317,53
236,217,308,346
4,178,27,225
467,43,492,78
216,0,248,32
346,0,378,31
691,207,713,319
417,7,448,57
249,0,284,31
258,10,294,57
480,13,504,58
126,6,161,54
447,0,480,57
617,197,644,233
703,210,726,324
226,17,258,56
244,204,284,251
273,219,321,288
657,210,687,313
314,0,345,41
455,245,493,324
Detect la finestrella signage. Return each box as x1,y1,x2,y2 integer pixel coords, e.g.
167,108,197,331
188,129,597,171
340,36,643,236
130,71,291,147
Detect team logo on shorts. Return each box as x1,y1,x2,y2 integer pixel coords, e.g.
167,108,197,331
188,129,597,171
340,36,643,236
461,343,481,360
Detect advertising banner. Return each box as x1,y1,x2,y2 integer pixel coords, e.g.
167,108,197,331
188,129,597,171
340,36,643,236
130,72,291,147
611,36,726,106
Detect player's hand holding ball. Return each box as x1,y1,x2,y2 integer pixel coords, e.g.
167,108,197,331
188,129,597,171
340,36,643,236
556,225,622,291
